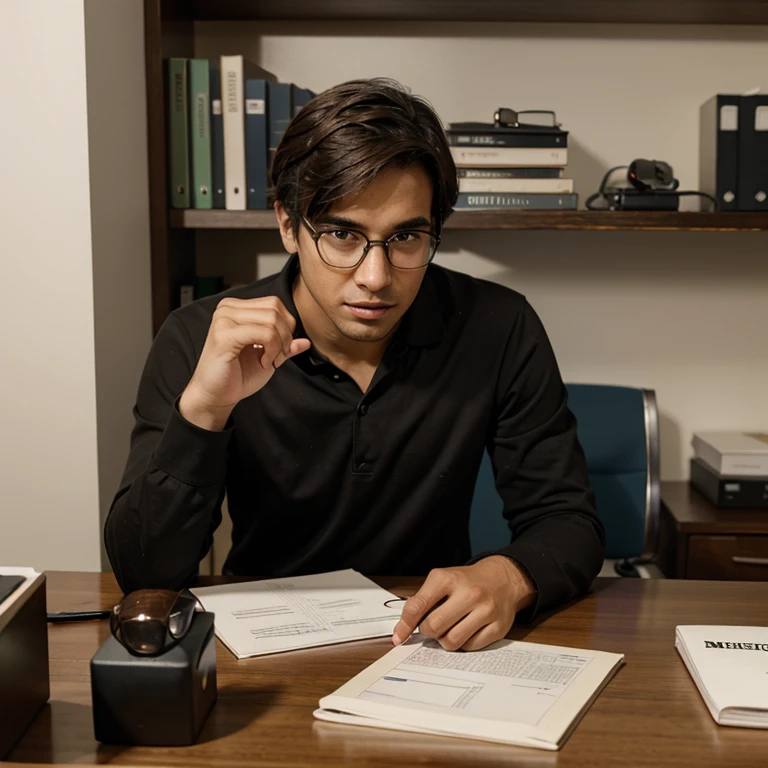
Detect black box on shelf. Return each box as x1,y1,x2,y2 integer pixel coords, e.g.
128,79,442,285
690,457,768,509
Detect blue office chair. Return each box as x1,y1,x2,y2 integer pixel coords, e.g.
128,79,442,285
469,384,661,576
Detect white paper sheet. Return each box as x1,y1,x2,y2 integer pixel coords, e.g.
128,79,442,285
191,569,403,659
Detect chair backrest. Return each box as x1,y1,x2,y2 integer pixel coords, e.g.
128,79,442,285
469,384,660,562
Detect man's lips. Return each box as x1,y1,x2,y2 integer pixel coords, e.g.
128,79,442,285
344,302,394,320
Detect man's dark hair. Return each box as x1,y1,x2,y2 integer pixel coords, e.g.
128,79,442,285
269,78,458,237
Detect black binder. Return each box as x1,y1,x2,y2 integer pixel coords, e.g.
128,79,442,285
737,94,768,211
699,95,740,211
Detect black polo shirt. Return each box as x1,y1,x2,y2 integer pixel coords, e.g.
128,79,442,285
105,255,604,617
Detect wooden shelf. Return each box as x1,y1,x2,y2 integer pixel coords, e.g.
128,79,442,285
146,0,768,332
170,209,768,232
191,0,768,25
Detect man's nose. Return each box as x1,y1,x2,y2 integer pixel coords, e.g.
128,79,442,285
354,243,392,293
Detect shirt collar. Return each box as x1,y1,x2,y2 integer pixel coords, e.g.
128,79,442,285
274,254,446,354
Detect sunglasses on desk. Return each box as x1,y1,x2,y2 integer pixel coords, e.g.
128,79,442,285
109,589,201,656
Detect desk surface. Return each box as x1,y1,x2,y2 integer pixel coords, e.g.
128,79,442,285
10,573,768,768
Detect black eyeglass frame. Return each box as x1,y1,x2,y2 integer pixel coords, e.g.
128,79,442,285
494,107,560,129
300,216,441,271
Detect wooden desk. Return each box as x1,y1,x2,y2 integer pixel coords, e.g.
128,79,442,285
659,481,768,579
9,573,768,767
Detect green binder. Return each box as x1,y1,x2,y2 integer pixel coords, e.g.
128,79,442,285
167,58,190,209
188,59,212,209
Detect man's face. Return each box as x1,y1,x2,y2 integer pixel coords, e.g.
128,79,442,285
288,164,435,344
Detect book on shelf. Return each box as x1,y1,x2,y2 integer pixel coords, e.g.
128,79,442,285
699,93,768,212
221,56,277,211
245,77,269,209
166,58,190,209
459,178,574,194
166,55,314,212
447,116,575,208
692,431,768,476
699,95,740,212
457,167,562,179
268,82,294,157
293,86,315,117
314,636,624,750
676,625,768,728
448,125,567,149
455,193,578,210
188,59,212,210
737,94,768,212
209,60,225,209
450,146,568,168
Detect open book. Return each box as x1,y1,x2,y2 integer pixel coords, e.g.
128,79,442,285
315,635,624,750
676,625,768,728
191,569,403,659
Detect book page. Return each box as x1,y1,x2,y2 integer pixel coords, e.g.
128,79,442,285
191,569,402,658
318,636,624,748
358,638,592,725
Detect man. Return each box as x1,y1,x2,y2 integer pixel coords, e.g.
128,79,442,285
106,78,604,652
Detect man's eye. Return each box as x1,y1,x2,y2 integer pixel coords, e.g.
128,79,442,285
393,232,417,242
330,230,354,241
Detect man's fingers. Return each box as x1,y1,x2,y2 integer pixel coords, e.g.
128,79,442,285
224,323,285,369
433,612,491,652
287,338,311,359
392,570,453,645
217,296,298,334
460,621,508,652
215,306,294,356
419,590,487,640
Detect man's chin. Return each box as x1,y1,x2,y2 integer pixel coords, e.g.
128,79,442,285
335,318,398,343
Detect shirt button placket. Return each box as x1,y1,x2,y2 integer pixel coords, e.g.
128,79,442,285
354,401,370,473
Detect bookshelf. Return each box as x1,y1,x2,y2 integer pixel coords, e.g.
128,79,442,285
171,209,768,232
192,1,768,25
145,0,768,333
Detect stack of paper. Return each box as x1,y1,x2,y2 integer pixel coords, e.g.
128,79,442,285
315,636,624,750
191,569,403,659
676,625,768,728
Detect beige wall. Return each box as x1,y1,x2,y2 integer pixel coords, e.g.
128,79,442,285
0,1,100,570
196,21,768,481
84,0,153,568
0,1,152,570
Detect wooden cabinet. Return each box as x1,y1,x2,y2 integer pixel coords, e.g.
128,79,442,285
658,482,768,580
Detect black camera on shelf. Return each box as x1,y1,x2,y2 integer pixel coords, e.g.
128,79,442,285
586,160,714,211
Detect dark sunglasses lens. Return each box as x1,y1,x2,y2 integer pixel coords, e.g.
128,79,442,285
119,617,168,655
110,589,181,656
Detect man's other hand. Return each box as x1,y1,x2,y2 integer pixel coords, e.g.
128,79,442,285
392,556,536,652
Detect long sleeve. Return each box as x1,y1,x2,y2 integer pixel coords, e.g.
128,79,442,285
104,312,232,594
474,300,605,618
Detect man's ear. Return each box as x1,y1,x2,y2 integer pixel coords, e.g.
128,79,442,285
274,201,299,254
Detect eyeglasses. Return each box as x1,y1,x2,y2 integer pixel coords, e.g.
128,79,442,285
301,217,440,270
494,107,560,129
110,589,199,657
